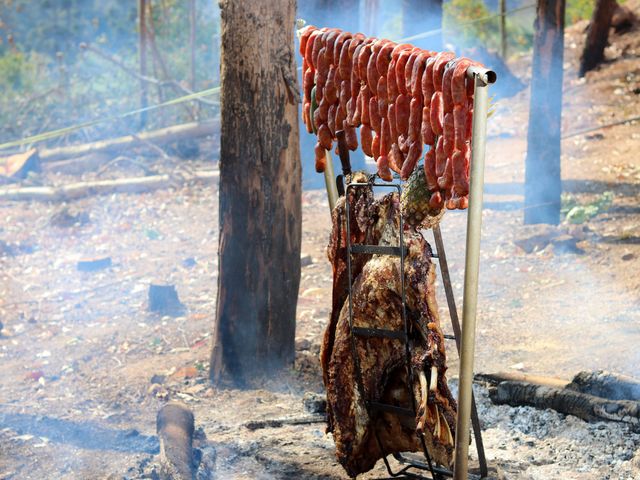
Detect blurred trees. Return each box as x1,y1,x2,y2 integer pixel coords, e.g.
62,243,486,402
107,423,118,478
0,0,220,146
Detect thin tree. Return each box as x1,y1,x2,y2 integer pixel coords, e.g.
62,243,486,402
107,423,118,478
210,0,302,386
579,0,615,77
524,0,565,225
139,0,148,128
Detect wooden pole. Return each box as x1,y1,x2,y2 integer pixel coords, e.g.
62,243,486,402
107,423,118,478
139,0,149,128
189,0,197,91
524,0,565,225
499,0,507,58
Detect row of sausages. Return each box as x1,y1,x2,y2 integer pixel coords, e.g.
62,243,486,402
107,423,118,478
299,25,484,210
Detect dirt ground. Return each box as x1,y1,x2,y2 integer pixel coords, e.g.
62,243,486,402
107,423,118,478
2,16,640,480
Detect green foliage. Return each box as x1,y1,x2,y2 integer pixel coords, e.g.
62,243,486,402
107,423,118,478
443,0,534,55
561,191,614,224
566,0,595,24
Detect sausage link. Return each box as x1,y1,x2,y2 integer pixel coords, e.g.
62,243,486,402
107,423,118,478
429,191,444,210
453,103,467,150
299,25,317,58
369,95,381,132
395,94,410,137
452,58,472,106
389,142,404,173
408,96,423,142
430,91,443,136
395,50,412,96
423,147,438,192
366,47,380,95
387,103,398,143
435,135,446,177
333,31,352,66
314,142,326,173
421,106,435,146
376,41,394,76
452,147,470,196
437,156,453,190
371,131,380,160
443,111,455,157
387,58,399,99
401,140,422,180
422,56,436,101
361,124,373,156
442,59,457,114
324,65,338,104
344,121,359,151
318,123,333,150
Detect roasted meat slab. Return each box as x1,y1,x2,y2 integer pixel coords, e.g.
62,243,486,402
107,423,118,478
321,174,457,477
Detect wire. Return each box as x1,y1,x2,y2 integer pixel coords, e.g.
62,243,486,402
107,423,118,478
562,114,640,140
0,86,220,151
397,4,536,43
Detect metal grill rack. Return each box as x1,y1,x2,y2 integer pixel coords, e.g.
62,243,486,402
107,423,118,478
343,174,488,480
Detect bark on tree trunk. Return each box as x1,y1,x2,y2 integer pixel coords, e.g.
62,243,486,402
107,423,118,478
210,0,302,386
524,0,565,225
579,0,615,77
402,0,443,51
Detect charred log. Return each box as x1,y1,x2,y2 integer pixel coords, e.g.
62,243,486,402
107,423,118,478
567,371,640,401
490,380,640,425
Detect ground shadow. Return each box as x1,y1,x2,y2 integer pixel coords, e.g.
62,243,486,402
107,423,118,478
0,410,159,454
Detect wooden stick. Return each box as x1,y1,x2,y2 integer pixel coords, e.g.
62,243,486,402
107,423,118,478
476,371,570,389
157,402,195,480
36,121,216,163
0,170,217,202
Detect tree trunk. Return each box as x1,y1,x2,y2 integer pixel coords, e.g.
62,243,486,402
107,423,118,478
210,0,302,386
524,0,565,225
402,0,443,51
579,0,615,76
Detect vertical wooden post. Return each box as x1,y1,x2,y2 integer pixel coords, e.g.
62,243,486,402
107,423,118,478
139,0,149,128
499,0,507,58
189,0,197,91
210,0,301,386
579,0,615,76
524,0,565,225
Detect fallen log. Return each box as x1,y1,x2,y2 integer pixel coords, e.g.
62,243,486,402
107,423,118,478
38,120,217,163
475,371,569,389
157,402,195,480
490,380,640,425
243,414,326,431
0,170,217,202
567,370,640,401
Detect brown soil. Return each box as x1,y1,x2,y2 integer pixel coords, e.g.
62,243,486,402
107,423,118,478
1,14,640,480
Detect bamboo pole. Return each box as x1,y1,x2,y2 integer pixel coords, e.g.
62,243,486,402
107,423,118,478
139,0,149,128
324,150,338,212
453,65,495,480
499,0,507,58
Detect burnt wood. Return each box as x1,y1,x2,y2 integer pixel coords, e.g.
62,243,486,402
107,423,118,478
209,0,301,385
